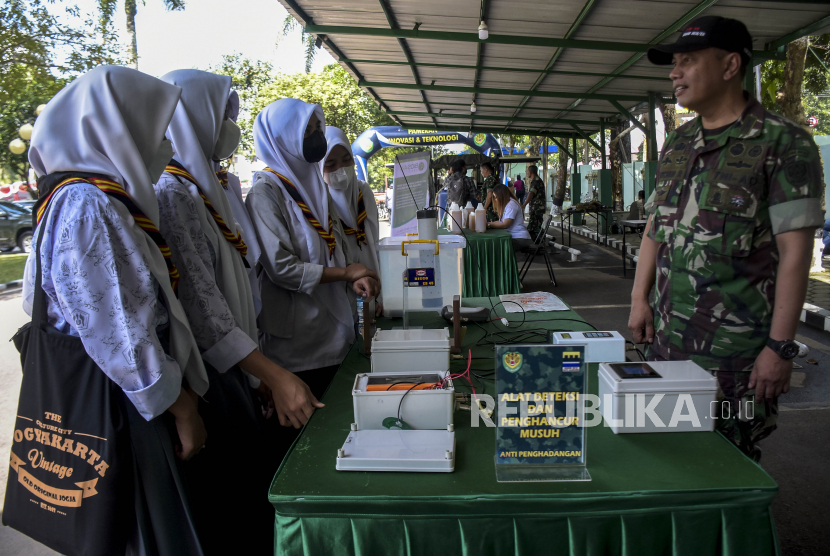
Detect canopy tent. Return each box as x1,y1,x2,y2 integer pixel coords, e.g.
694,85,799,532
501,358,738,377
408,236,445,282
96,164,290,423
276,0,830,168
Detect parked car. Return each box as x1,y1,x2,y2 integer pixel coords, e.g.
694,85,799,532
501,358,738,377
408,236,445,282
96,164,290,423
0,200,33,252
13,199,36,211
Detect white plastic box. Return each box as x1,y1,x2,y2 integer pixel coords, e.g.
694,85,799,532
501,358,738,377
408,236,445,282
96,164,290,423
371,328,451,374
598,361,718,434
352,371,454,430
377,235,466,317
551,331,625,363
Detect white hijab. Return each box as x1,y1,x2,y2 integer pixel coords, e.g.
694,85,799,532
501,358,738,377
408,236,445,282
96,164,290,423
160,69,257,343
253,99,352,330
28,65,209,396
253,99,344,263
320,126,381,276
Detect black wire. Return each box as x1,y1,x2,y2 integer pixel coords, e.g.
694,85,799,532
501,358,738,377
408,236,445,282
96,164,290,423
397,381,425,423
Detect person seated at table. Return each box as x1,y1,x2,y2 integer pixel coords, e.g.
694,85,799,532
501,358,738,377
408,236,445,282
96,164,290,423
487,184,532,253
321,125,383,316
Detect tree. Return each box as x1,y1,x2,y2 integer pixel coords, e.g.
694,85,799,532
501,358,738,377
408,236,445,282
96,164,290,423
251,63,395,188
779,37,810,127
254,64,394,143
210,55,275,156
1,74,65,180
1,0,117,103
96,0,184,68
281,14,316,74
760,34,830,128
1,0,119,180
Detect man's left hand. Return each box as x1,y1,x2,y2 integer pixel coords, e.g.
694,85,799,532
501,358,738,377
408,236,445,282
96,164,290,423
749,347,793,400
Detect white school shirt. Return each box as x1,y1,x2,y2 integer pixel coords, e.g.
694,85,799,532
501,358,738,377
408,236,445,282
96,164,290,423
22,183,182,421
246,172,354,373
501,199,531,239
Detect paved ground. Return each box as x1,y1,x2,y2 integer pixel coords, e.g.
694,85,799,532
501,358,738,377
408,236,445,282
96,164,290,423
0,219,827,554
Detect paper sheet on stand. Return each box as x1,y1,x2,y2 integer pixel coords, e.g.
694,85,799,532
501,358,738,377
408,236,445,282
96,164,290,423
499,292,569,312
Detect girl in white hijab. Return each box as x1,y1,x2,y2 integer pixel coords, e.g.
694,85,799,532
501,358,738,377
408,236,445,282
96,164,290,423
214,91,262,311
247,99,379,397
154,70,321,553
22,65,206,555
320,126,383,314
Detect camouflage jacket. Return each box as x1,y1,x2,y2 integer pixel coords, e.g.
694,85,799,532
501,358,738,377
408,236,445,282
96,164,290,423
483,174,499,221
646,96,824,372
444,171,477,205
527,177,546,214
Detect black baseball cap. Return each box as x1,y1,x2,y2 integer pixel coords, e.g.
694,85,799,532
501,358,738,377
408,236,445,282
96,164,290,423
647,16,753,66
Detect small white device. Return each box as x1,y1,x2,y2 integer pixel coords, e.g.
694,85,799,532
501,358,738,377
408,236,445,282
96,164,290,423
371,328,451,373
598,361,718,434
336,427,456,473
551,331,625,363
352,371,454,430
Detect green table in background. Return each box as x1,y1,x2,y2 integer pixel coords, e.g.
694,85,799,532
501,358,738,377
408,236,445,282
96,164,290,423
269,298,778,556
438,228,521,297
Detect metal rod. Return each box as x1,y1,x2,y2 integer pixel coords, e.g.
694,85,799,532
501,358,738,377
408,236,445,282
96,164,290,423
386,110,601,127
647,92,658,162
360,80,649,102
765,14,830,51
600,120,606,171
306,24,651,52
555,0,720,117
570,123,601,151
339,58,667,81
609,100,648,134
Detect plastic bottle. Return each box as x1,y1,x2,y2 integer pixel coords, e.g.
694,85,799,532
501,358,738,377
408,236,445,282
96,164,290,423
463,201,474,228
449,202,462,234
475,203,486,233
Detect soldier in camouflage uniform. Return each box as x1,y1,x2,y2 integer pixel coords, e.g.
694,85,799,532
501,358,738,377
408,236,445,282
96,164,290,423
480,162,499,222
630,16,823,461
523,164,547,241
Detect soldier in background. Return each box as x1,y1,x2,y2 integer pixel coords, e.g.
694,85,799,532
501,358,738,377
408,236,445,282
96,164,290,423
480,162,499,222
628,16,824,461
523,164,546,240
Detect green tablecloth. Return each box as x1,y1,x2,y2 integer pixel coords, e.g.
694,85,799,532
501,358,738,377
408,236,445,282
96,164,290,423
269,298,778,556
438,228,521,297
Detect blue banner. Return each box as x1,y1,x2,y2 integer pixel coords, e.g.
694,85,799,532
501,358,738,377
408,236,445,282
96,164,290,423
351,127,501,181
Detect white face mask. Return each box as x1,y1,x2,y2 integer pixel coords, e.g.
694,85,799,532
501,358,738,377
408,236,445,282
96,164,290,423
324,166,354,190
147,139,173,184
213,118,241,161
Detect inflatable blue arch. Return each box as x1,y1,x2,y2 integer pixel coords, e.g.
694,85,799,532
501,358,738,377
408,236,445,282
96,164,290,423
351,126,501,181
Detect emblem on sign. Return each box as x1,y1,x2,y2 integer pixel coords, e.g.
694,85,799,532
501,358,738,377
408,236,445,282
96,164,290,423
503,352,523,373
731,195,745,207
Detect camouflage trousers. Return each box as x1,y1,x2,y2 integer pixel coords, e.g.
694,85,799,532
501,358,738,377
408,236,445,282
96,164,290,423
649,351,777,462
527,210,545,241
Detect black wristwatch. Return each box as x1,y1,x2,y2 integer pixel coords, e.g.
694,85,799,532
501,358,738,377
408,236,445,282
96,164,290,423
766,338,799,360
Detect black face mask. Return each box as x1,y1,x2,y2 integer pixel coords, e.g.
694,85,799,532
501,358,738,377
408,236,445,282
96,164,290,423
303,129,328,163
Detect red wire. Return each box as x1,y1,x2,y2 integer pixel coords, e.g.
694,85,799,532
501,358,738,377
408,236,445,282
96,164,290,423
436,350,478,403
